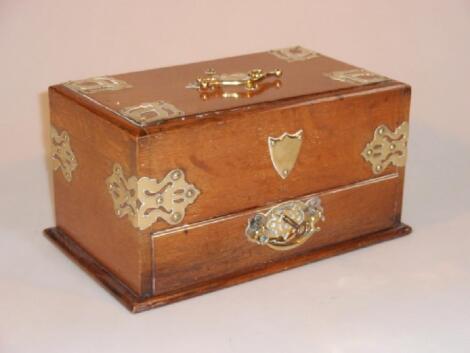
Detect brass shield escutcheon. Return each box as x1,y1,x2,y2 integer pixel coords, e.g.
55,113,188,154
268,130,303,179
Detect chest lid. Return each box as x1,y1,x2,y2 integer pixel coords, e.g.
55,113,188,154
53,46,397,133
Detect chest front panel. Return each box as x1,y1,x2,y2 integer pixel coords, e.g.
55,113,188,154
138,85,410,233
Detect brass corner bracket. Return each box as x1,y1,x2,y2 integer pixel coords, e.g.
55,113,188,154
119,101,184,126
50,126,78,182
269,46,319,62
362,121,409,174
106,164,200,230
325,68,389,85
64,76,132,94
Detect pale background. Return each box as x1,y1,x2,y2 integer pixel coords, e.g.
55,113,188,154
1,0,469,352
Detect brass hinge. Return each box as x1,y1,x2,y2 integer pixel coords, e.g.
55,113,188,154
106,164,200,230
50,126,77,182
362,122,409,174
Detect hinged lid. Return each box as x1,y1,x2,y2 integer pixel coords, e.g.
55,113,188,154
53,46,395,132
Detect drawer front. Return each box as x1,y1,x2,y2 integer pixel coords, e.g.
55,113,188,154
152,173,403,295
140,84,410,233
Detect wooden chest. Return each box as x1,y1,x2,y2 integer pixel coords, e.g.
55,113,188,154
45,46,412,312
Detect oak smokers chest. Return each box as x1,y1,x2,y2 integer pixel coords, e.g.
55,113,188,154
45,46,412,312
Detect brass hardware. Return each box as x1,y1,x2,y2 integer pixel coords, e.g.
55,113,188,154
324,69,388,85
269,46,319,62
119,101,185,126
64,76,132,94
362,122,409,174
246,197,324,251
106,164,200,230
151,175,395,239
187,68,282,91
50,126,77,182
198,80,282,100
268,130,303,179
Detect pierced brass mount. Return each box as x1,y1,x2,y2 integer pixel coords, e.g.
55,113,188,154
362,122,409,174
50,126,77,182
246,197,324,251
106,164,200,230
187,68,282,91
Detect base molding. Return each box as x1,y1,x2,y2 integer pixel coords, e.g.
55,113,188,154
44,224,412,313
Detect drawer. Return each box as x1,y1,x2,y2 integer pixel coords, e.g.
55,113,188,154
152,172,403,295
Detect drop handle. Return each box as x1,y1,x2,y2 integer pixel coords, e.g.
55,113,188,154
187,68,282,91
245,197,325,251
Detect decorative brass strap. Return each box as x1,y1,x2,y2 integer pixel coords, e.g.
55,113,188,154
50,126,77,182
106,164,200,230
245,197,324,251
187,68,282,91
362,122,409,174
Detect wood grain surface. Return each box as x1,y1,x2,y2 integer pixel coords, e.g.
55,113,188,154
139,84,410,232
52,49,403,133
44,223,412,313
47,49,411,309
153,173,404,295
49,89,152,296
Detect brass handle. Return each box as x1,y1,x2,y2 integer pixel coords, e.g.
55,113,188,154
187,68,282,91
245,197,325,251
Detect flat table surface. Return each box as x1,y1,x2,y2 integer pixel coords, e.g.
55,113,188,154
1,1,470,352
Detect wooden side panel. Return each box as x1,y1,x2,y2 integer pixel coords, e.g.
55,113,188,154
49,88,152,296
153,173,403,295
140,84,410,232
